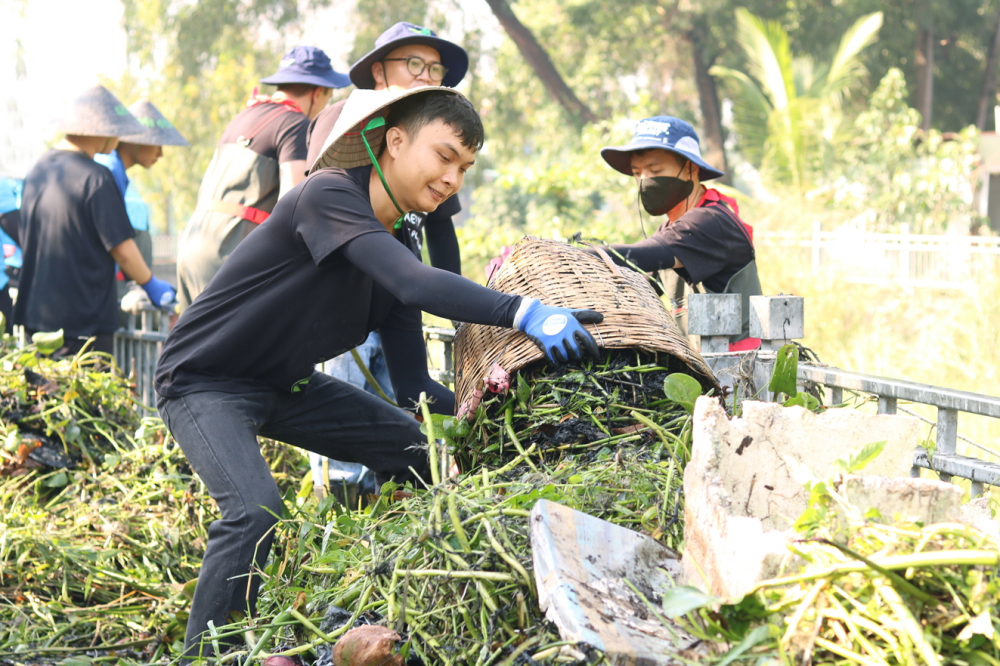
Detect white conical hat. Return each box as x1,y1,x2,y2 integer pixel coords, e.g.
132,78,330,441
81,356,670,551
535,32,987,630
57,85,146,137
117,100,190,146
309,85,463,173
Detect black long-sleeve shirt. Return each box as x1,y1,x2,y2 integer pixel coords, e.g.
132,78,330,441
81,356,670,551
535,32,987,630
155,166,516,404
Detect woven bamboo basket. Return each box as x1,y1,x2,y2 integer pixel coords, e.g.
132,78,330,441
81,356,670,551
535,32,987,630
453,239,720,408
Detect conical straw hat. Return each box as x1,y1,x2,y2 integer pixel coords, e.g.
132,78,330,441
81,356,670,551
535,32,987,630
309,85,462,173
57,85,146,137
118,100,190,146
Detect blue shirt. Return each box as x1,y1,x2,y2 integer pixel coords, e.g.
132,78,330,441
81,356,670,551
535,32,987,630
94,150,149,232
0,177,22,215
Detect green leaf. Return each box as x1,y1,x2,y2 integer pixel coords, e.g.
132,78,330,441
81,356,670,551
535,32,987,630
835,440,887,473
516,373,531,405
660,585,722,618
3,429,20,452
769,343,798,397
783,393,821,411
181,578,198,600
715,625,773,666
45,471,69,488
663,373,702,413
32,329,64,356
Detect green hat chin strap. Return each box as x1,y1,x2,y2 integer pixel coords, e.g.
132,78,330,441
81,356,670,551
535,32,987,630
362,116,406,230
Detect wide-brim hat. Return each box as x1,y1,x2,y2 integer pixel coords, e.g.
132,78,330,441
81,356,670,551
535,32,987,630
117,100,190,146
260,45,351,89
349,22,468,89
57,85,146,138
309,85,461,173
601,115,724,181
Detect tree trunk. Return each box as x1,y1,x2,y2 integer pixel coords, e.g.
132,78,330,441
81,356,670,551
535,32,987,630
976,10,1000,130
915,21,934,132
687,21,730,183
483,0,598,125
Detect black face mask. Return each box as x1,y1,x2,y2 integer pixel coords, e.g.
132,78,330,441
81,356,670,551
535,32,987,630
638,163,694,216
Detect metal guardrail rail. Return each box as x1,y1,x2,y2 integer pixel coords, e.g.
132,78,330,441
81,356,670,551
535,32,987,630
798,363,1000,497
113,306,459,410
116,301,999,496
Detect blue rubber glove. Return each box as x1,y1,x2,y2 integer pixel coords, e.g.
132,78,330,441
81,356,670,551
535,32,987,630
141,276,176,307
515,298,604,364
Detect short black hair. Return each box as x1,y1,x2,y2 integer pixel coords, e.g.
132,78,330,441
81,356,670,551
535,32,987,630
276,83,324,96
384,90,485,152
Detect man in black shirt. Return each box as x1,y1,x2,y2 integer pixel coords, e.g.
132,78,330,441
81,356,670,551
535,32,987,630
305,21,470,497
176,46,350,310
597,115,762,349
307,22,467,274
156,86,603,657
15,85,175,356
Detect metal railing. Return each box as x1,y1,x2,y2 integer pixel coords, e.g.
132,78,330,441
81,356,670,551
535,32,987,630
758,223,1000,289
797,363,1000,497
113,305,459,410
114,305,171,410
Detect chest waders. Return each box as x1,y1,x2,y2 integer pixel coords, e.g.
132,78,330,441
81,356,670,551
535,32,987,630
660,201,762,343
176,103,295,310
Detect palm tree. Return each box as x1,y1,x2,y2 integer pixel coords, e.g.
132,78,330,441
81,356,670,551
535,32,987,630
711,9,882,188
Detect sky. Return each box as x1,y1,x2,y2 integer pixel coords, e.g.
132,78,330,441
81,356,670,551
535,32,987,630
0,0,501,177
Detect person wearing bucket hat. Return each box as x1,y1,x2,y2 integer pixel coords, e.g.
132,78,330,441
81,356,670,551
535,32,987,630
154,86,603,657
307,23,468,274
95,99,189,303
14,85,175,357
175,45,350,311
595,115,762,350
304,23,471,498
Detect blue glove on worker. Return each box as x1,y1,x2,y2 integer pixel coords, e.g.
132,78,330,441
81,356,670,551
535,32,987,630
515,298,604,364
141,276,176,307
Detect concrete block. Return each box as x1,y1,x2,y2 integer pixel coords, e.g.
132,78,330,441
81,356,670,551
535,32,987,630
839,475,963,525
682,397,925,600
688,293,741,337
749,295,804,342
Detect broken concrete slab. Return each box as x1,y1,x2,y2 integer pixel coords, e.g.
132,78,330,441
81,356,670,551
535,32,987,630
530,499,700,666
682,397,926,599
839,474,963,525
693,398,923,532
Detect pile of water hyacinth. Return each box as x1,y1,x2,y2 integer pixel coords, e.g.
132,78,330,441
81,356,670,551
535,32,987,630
1,334,997,666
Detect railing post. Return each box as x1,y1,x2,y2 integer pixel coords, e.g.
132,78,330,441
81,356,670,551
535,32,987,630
877,396,897,414
749,296,805,352
688,293,741,354
826,386,843,407
935,407,958,484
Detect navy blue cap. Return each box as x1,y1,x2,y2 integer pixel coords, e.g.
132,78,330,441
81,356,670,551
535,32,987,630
349,22,468,89
260,46,351,89
601,116,724,181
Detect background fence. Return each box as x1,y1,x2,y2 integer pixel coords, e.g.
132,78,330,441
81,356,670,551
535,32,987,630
758,223,1000,289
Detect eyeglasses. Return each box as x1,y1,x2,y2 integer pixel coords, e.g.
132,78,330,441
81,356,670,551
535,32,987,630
381,56,448,83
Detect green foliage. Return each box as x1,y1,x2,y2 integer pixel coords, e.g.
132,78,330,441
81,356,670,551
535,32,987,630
710,9,882,187
768,343,798,397
835,439,887,473
821,67,983,233
30,329,63,356
111,0,323,234
663,373,702,414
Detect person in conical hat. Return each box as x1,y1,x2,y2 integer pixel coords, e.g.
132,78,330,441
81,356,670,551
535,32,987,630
13,85,176,357
95,99,189,301
155,86,603,658
304,23,470,500
594,115,762,351
176,45,351,311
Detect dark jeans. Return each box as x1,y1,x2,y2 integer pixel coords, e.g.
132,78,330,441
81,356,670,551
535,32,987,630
157,372,428,658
